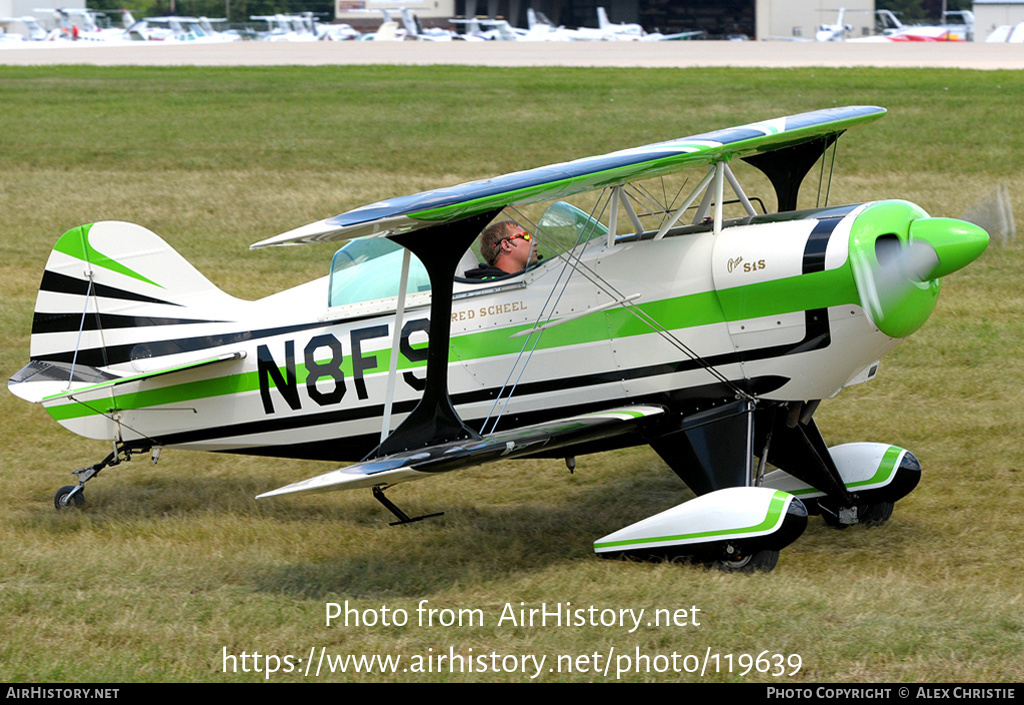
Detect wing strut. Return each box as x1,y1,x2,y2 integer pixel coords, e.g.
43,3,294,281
616,186,644,236
651,162,756,240
742,134,840,212
367,209,502,459
380,248,411,443
654,167,716,240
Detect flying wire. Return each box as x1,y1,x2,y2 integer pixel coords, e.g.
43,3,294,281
479,184,754,434
67,273,94,389
64,394,162,448
557,193,748,397
574,188,752,398
564,187,752,400
825,138,838,207
478,194,611,435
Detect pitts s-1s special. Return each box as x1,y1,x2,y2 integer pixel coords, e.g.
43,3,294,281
10,106,989,571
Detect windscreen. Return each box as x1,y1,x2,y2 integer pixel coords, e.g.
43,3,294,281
328,238,430,308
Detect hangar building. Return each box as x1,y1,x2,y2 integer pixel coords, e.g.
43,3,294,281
973,0,1024,37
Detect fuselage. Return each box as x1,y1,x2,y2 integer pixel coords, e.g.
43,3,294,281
17,198,969,464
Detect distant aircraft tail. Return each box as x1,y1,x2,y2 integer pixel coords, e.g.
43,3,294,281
24,221,246,379
400,8,421,35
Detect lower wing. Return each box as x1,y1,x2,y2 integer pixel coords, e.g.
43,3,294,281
256,404,666,498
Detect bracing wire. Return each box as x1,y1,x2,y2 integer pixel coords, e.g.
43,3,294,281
825,138,838,207
478,183,755,436
67,274,95,389
479,193,613,435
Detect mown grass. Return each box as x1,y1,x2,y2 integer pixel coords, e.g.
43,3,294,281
1,65,1022,683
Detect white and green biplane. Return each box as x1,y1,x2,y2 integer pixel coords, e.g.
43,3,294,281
10,106,989,572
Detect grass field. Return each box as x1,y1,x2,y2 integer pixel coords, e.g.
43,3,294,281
1,65,1022,683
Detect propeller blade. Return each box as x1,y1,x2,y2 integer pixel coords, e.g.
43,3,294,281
851,207,989,339
874,239,939,312
960,183,1016,246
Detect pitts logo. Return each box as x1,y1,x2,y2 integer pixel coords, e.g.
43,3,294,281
727,256,767,274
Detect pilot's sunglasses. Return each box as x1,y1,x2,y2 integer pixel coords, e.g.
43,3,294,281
495,231,531,247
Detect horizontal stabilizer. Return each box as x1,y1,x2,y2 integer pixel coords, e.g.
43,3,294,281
31,351,246,405
256,405,665,498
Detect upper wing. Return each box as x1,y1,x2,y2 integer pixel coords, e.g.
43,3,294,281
251,106,885,249
256,404,665,498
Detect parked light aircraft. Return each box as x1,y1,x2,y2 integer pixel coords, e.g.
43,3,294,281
452,8,699,42
523,8,570,39
450,11,570,41
125,15,239,43
577,6,703,41
851,9,974,42
249,13,360,41
30,7,133,42
354,8,408,41
249,14,319,41
10,107,989,572
394,9,480,41
987,22,1024,43
0,16,54,41
814,8,855,42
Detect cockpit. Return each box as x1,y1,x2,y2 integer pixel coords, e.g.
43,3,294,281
326,200,609,309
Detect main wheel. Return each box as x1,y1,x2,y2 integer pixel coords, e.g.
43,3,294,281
54,485,84,510
859,501,894,528
714,549,779,573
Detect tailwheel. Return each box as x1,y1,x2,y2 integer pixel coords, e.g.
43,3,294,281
54,485,84,510
712,548,779,573
50,442,149,512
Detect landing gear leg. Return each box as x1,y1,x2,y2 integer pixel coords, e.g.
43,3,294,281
765,406,860,525
822,500,894,529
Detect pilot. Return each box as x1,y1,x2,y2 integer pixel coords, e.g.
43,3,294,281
463,220,539,279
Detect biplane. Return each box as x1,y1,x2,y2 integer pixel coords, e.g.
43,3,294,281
9,106,989,572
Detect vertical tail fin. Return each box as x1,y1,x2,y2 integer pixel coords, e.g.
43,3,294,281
28,221,246,373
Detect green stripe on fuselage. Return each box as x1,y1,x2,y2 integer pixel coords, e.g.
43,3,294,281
451,263,858,361
43,257,859,422
44,348,418,421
